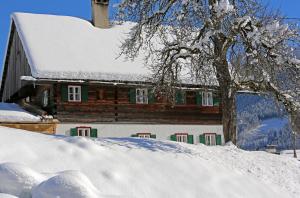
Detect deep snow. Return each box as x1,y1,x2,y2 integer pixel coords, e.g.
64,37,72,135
0,103,40,122
0,126,299,198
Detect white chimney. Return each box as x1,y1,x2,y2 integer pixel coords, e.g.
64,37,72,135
91,0,110,28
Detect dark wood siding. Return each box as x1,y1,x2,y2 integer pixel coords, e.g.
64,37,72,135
55,84,222,124
0,22,32,102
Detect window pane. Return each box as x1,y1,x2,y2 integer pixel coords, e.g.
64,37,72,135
75,94,80,101
69,94,74,101
69,87,73,93
78,130,82,136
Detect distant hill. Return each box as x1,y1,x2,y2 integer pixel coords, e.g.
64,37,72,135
237,93,300,151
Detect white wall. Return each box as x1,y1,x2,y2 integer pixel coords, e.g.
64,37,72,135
56,123,224,145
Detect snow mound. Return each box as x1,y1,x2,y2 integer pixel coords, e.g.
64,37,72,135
0,194,19,198
32,171,100,198
0,103,40,122
0,126,299,198
0,163,45,198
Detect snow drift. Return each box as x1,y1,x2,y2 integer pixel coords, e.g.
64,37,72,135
0,126,299,198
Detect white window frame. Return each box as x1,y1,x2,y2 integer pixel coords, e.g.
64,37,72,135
136,88,148,104
42,90,49,107
202,91,213,106
205,134,216,146
77,127,91,137
68,85,81,102
138,133,151,139
176,134,188,143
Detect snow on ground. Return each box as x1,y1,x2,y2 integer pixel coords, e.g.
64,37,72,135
0,103,40,122
0,126,299,198
281,150,300,159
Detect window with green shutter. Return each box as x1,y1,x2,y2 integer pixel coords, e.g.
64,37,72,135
187,135,194,144
61,84,68,102
70,128,77,136
148,89,156,104
175,90,186,105
170,134,177,141
199,134,205,144
81,85,89,102
131,134,138,137
196,91,202,105
216,135,222,145
150,134,156,139
213,98,220,106
129,88,136,104
91,128,98,138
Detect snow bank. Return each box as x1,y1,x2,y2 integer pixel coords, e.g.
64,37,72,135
32,171,100,198
0,194,19,198
0,163,44,198
281,150,300,158
0,103,40,122
0,126,299,198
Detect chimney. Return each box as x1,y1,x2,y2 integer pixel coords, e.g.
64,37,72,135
91,0,110,28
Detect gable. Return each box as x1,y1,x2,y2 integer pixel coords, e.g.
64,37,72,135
0,22,32,102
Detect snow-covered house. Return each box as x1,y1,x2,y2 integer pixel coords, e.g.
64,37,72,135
0,0,223,145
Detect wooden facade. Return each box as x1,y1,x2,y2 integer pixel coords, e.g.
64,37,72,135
0,20,222,126
0,22,32,102
50,83,221,124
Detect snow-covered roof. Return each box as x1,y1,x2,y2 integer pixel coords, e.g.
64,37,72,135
12,13,149,82
0,103,41,122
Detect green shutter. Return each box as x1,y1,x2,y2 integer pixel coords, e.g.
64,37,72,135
213,98,220,106
81,85,89,102
70,128,77,136
150,134,156,139
216,135,222,145
170,134,177,141
199,134,205,144
129,88,136,104
196,91,202,105
175,90,185,105
61,84,68,102
91,128,98,138
188,135,194,144
131,134,138,137
148,89,155,104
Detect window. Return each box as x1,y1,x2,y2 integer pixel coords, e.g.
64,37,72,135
68,86,81,102
136,88,148,104
202,91,213,106
176,134,188,143
138,133,151,139
77,127,91,137
205,134,216,146
42,90,49,107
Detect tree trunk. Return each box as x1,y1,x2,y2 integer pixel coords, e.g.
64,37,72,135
214,57,237,144
291,112,298,158
221,90,237,144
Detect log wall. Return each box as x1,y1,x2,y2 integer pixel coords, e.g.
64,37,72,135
55,84,222,124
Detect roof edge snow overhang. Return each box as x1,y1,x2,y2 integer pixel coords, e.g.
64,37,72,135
21,76,220,90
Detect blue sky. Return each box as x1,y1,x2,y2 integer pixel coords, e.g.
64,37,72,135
0,0,299,70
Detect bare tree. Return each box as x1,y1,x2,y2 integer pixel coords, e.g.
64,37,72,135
116,0,300,143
